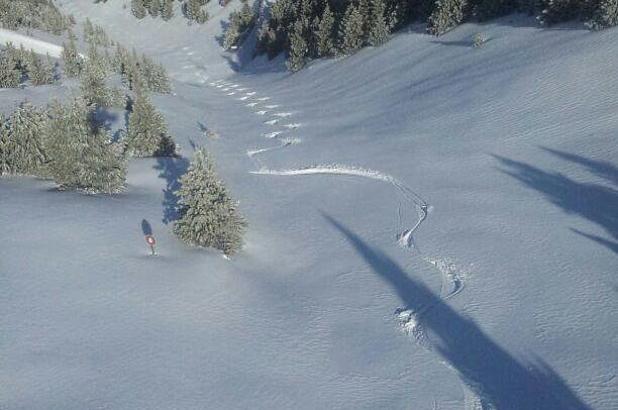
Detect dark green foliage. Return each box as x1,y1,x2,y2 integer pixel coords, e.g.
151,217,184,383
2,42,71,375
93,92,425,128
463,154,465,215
0,0,73,35
126,85,175,157
46,99,127,194
173,148,246,256
112,44,171,94
26,50,54,86
0,45,22,88
0,103,49,176
62,31,83,78
538,0,594,25
223,0,257,49
339,3,365,53
1,43,54,87
183,0,209,24
80,55,124,108
588,0,618,29
161,0,175,20
427,0,468,35
369,0,390,46
287,20,309,71
131,0,148,19
316,4,336,56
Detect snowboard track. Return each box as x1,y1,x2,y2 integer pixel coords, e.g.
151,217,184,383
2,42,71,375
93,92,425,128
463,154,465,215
209,78,476,408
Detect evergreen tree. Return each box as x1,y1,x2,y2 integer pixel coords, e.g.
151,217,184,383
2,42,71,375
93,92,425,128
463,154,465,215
126,85,175,157
27,50,54,86
339,3,365,54
80,59,124,107
369,0,389,46
287,20,309,71
427,0,468,35
61,31,82,77
588,0,618,29
131,0,148,19
183,0,209,24
161,0,175,20
0,51,20,88
316,4,336,57
46,99,126,194
3,103,49,176
173,148,246,256
147,0,160,17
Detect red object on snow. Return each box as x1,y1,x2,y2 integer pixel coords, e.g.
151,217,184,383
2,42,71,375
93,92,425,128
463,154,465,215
145,235,156,246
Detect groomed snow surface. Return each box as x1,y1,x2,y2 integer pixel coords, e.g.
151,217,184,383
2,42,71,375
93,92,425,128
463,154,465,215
1,2,617,409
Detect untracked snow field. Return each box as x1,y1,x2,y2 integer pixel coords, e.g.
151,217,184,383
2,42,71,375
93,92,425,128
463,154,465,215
1,1,617,409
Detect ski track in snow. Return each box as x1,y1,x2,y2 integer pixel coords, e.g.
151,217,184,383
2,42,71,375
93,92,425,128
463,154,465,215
208,78,472,407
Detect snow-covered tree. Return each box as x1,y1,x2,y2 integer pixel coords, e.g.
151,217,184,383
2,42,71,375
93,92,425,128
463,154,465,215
46,99,126,194
3,102,49,176
287,20,309,71
316,4,336,57
368,0,389,46
61,31,82,77
126,85,175,157
173,148,246,256
80,55,123,108
183,0,209,24
223,0,256,49
0,50,20,88
427,0,467,35
339,3,365,54
26,51,54,86
161,0,175,20
588,0,618,30
131,0,148,19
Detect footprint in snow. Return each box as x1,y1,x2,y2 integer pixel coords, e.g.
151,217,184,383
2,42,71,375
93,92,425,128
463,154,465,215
263,131,283,138
227,92,236,96
239,96,249,101
283,123,301,129
273,112,292,118
257,97,270,101
245,92,256,96
256,110,269,115
264,119,279,125
246,102,259,107
265,104,280,109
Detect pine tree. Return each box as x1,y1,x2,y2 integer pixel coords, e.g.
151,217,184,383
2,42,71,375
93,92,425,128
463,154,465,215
27,50,54,86
161,0,175,20
0,52,20,88
183,0,209,24
427,0,468,35
339,4,365,54
61,31,82,77
4,103,49,176
368,0,389,46
588,0,618,30
147,0,160,17
173,148,246,256
126,84,175,157
131,0,148,19
287,20,309,71
80,55,123,108
46,99,126,194
316,4,335,57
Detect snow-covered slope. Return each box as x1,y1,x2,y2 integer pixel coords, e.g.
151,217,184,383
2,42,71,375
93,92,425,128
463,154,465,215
1,3,617,409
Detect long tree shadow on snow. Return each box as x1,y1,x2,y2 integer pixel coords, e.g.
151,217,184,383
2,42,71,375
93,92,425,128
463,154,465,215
323,213,590,410
154,156,190,225
494,150,618,254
